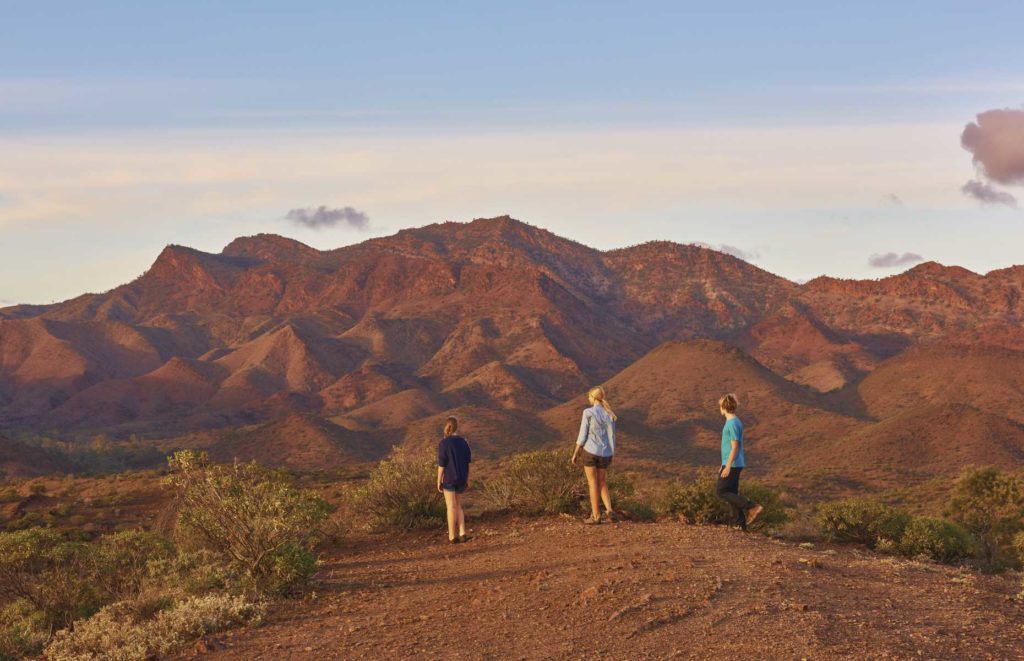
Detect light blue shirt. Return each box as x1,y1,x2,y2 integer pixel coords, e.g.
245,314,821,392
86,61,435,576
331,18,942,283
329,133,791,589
721,416,745,468
576,405,616,457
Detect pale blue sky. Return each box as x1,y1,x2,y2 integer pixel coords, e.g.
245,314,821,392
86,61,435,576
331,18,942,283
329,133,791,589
2,2,1023,304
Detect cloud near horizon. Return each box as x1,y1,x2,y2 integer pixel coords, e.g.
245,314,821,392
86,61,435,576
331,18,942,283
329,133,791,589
868,252,924,268
883,193,904,206
285,205,369,230
961,108,1024,185
961,179,1018,207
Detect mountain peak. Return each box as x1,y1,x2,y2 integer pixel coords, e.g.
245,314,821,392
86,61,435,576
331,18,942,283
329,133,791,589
221,234,321,262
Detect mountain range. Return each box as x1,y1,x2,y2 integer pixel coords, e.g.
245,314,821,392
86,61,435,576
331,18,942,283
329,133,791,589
2,216,1023,487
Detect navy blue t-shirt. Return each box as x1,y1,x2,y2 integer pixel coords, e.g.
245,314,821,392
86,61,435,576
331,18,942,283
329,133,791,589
437,435,471,489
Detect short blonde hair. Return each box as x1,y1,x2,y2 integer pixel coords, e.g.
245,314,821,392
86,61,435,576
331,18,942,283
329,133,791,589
719,393,739,413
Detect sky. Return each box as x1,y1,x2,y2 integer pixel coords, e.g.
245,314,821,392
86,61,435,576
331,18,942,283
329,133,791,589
2,1,1024,305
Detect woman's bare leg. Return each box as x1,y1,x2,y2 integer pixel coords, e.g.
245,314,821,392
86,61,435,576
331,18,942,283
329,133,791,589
584,466,600,519
598,468,613,514
443,490,458,541
456,493,466,537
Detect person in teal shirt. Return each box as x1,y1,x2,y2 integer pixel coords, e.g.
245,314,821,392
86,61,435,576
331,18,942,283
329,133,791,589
716,393,762,530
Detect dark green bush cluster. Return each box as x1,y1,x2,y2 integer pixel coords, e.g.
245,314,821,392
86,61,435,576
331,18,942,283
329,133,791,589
661,470,788,528
480,450,585,514
945,467,1024,571
349,448,445,529
817,498,973,564
816,498,911,547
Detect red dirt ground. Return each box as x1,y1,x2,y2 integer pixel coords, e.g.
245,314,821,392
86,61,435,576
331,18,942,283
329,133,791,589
189,519,1024,660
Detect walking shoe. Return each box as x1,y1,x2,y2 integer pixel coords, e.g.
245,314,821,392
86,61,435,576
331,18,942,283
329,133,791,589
583,516,601,525
745,504,764,527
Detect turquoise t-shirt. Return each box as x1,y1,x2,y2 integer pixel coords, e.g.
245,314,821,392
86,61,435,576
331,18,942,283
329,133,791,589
720,416,745,468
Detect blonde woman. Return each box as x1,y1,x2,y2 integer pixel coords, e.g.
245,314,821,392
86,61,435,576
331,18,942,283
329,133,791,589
437,416,471,544
571,386,617,524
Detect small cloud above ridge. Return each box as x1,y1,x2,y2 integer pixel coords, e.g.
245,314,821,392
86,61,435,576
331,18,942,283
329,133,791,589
285,205,369,230
868,252,924,268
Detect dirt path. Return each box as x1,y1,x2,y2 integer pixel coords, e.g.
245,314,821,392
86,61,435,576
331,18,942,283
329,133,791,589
194,518,1024,660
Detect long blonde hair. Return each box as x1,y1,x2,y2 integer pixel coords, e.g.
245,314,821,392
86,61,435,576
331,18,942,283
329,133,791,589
588,386,617,421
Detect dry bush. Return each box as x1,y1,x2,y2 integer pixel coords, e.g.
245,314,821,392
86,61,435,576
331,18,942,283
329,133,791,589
349,448,445,530
45,593,263,661
0,599,49,661
167,450,333,594
816,498,910,548
479,450,585,515
661,470,787,529
946,467,1024,571
898,517,975,564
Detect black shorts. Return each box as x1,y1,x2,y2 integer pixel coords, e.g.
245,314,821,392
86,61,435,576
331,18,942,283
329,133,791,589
442,483,466,494
582,450,612,469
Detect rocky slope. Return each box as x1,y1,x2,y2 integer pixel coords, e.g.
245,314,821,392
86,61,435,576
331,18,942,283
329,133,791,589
2,216,1024,484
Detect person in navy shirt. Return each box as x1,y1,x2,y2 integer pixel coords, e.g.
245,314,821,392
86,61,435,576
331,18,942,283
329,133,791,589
716,393,763,530
437,416,472,544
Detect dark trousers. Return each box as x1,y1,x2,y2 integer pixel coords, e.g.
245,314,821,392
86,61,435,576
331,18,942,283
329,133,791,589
716,467,754,529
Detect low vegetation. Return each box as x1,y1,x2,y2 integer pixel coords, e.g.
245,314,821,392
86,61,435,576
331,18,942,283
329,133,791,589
945,467,1024,571
479,450,585,515
660,470,788,529
349,448,445,530
0,450,332,660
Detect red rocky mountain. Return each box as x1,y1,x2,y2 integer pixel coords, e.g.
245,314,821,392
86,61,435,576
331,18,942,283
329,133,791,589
2,216,1022,483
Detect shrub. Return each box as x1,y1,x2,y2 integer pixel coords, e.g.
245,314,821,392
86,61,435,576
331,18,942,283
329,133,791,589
144,549,236,598
93,530,175,601
0,528,101,629
898,517,975,564
616,498,657,522
0,599,49,661
946,467,1024,571
167,450,333,594
479,450,585,515
0,488,20,504
45,593,264,661
816,498,910,548
349,448,446,529
1014,530,1024,567
661,471,787,529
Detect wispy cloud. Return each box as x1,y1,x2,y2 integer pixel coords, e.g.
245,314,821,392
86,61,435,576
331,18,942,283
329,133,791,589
961,179,1017,207
868,252,924,268
693,242,759,261
882,193,904,206
285,205,369,230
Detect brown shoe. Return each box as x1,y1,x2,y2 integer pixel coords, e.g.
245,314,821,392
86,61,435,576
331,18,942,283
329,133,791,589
745,504,764,527
583,516,601,525
458,534,470,543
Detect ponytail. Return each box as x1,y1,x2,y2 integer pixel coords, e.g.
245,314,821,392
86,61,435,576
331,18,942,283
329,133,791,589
588,386,617,421
443,416,459,437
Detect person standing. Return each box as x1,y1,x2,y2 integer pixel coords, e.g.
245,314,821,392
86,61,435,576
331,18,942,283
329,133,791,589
437,416,471,544
571,386,617,524
716,393,763,530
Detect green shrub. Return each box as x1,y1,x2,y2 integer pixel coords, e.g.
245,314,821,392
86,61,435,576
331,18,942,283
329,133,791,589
28,484,46,496
616,498,657,522
45,593,264,661
144,549,235,597
898,517,975,564
0,528,101,629
0,599,49,661
0,488,20,504
349,448,446,530
1014,530,1024,567
479,450,585,515
816,498,910,548
661,471,787,529
946,467,1024,571
167,450,333,595
263,543,318,596
94,530,175,601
